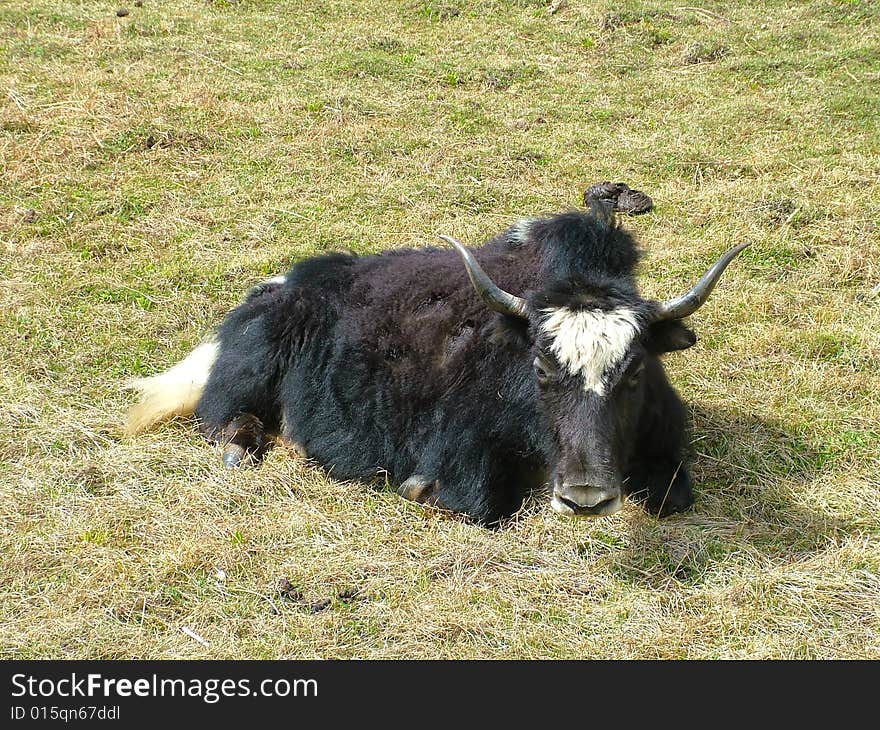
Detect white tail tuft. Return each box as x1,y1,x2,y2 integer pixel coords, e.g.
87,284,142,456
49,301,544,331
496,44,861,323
124,341,219,436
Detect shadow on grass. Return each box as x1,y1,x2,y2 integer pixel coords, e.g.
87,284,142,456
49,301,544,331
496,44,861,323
609,404,854,588
687,402,825,499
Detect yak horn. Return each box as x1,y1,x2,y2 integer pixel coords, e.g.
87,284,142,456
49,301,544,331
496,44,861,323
440,235,531,319
655,242,751,321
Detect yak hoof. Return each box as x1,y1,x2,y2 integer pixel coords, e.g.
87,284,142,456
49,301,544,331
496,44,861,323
220,413,267,469
398,474,444,508
222,443,248,468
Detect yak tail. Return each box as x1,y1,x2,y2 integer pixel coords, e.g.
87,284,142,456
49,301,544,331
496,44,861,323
124,340,219,436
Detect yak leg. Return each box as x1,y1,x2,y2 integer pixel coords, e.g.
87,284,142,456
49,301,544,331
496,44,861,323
624,460,693,517
397,474,447,509
396,460,530,525
221,413,270,468
195,288,283,463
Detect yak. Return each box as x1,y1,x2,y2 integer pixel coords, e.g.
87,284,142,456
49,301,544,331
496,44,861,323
126,203,748,524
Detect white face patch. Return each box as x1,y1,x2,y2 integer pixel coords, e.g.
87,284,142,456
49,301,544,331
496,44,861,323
263,275,287,286
540,306,640,395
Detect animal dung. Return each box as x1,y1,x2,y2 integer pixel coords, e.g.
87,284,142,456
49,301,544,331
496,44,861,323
584,181,654,215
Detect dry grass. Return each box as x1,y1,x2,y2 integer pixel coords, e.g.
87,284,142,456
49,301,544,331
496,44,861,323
1,0,878,659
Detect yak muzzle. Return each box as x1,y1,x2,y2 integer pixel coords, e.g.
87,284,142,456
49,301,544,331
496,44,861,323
551,482,623,517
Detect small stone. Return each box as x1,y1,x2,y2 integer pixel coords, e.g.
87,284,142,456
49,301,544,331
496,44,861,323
116,8,129,17
134,0,143,6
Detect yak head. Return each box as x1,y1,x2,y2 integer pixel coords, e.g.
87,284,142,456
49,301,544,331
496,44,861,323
440,227,748,518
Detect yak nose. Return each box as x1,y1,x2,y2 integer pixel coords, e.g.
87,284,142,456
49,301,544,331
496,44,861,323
551,482,622,517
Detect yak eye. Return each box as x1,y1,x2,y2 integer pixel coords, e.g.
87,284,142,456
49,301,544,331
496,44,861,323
533,355,557,386
625,360,646,388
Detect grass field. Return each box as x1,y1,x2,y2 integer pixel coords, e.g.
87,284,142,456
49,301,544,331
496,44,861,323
1,0,879,659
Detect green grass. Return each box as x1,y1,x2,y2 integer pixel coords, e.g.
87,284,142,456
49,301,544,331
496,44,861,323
1,0,879,659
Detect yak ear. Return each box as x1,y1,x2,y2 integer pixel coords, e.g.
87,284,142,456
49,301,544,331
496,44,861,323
644,320,697,353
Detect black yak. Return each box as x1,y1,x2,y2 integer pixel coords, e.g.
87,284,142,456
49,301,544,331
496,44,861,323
126,204,748,524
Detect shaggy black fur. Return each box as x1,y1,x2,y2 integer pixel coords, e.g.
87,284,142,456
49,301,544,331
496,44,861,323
196,206,695,524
